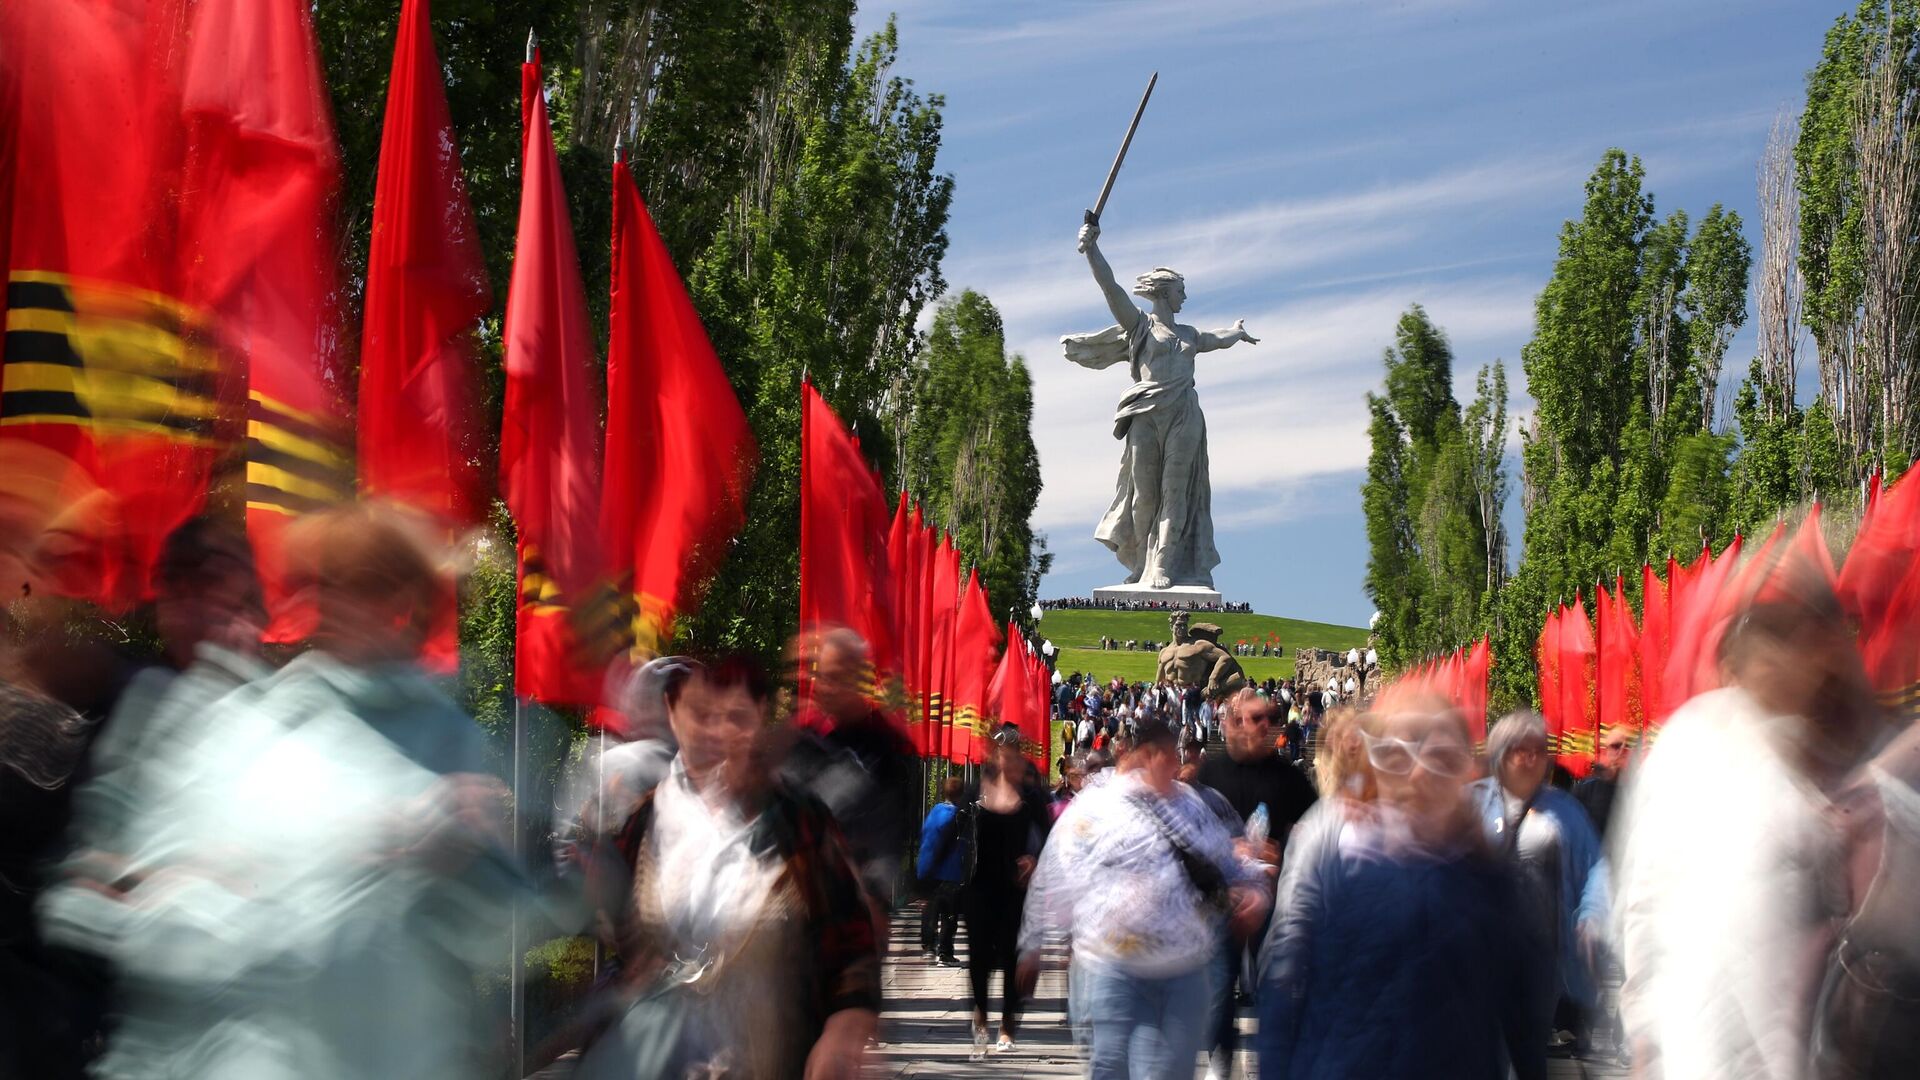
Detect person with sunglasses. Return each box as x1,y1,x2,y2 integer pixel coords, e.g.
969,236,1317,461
1256,699,1544,1080
1471,712,1611,1061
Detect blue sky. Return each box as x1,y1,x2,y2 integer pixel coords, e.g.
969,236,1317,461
854,0,1848,627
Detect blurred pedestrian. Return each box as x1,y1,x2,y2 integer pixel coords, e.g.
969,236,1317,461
1257,698,1544,1080
1615,589,1881,1080
1022,718,1268,1079
962,732,1053,1058
575,656,879,1078
1472,712,1610,1059
916,777,968,966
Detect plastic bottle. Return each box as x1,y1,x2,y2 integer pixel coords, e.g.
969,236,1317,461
1246,802,1270,847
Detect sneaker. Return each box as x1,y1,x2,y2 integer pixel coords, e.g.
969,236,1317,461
936,953,960,967
995,1035,1015,1053
970,1025,988,1062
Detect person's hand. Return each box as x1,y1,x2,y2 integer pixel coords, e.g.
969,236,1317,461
1014,854,1037,887
1015,951,1042,997
1577,918,1605,974
1077,221,1101,254
1233,318,1260,345
803,1008,875,1080
1234,837,1280,867
1227,884,1269,942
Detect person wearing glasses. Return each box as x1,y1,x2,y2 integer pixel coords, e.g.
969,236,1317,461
1256,698,1545,1080
1472,713,1611,1061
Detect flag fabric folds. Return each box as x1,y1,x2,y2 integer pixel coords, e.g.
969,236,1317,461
502,47,603,705
1595,576,1640,741
948,568,1000,764
928,533,960,759
599,156,755,660
358,0,488,523
1554,597,1596,778
1839,475,1920,708
798,380,898,698
1640,560,1673,727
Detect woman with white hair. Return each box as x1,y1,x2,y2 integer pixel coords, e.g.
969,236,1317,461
1471,712,1610,1059
1063,221,1260,590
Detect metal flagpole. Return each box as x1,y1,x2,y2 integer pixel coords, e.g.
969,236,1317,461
510,694,527,1079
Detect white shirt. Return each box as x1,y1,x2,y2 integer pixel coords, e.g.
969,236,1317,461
1614,687,1844,1080
651,760,783,950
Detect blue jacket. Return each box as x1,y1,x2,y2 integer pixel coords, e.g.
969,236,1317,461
916,802,967,883
1468,780,1610,1008
1257,803,1544,1080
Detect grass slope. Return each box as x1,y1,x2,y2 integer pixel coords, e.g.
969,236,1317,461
1039,609,1367,685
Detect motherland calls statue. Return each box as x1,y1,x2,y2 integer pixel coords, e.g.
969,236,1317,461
1156,610,1248,700
1064,220,1258,590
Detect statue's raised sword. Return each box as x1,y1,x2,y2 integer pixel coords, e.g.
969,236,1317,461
1084,71,1157,227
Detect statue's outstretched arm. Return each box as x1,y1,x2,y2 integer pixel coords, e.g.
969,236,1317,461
1198,319,1260,352
1076,222,1140,332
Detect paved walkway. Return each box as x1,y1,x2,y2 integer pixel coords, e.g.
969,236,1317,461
870,901,1628,1079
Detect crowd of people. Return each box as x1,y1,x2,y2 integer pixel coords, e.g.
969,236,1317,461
7,506,1920,1079
1039,597,1255,613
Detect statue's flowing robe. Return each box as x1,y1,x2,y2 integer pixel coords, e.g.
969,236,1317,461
1062,317,1219,588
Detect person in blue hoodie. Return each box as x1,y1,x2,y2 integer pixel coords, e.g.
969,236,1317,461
1257,698,1544,1080
1471,711,1610,1060
916,776,968,965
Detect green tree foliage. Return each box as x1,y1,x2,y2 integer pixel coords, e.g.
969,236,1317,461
1363,307,1507,667
1497,151,1750,709
898,291,1049,624
310,6,968,670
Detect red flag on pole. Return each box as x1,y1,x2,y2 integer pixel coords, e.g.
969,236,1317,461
1460,636,1490,745
988,620,1041,772
357,0,488,525
1,0,222,610
1537,605,1564,742
1597,575,1640,740
798,379,898,700
600,155,755,657
1556,595,1597,777
502,44,603,705
949,568,1000,764
1640,561,1672,727
927,533,959,760
1663,536,1733,710
1839,474,1920,699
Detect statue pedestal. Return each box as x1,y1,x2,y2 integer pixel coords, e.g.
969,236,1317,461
1091,583,1224,607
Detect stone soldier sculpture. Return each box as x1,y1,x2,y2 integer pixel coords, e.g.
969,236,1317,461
1155,611,1248,699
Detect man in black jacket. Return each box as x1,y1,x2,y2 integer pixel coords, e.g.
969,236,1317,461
1195,688,1318,1079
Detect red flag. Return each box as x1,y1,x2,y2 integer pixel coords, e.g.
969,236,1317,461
1537,606,1564,737
1839,474,1920,698
357,0,488,526
1460,636,1491,745
1556,595,1597,777
988,620,1043,772
502,47,603,705
799,380,898,698
884,491,914,702
1759,503,1838,604
1,1,223,609
1597,575,1640,740
927,533,959,759
170,0,353,645
356,0,490,665
600,155,755,657
950,568,1001,764
908,509,932,739
1664,535,1740,710
1640,561,1672,727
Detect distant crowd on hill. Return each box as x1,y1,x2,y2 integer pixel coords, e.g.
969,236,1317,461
1039,596,1253,613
